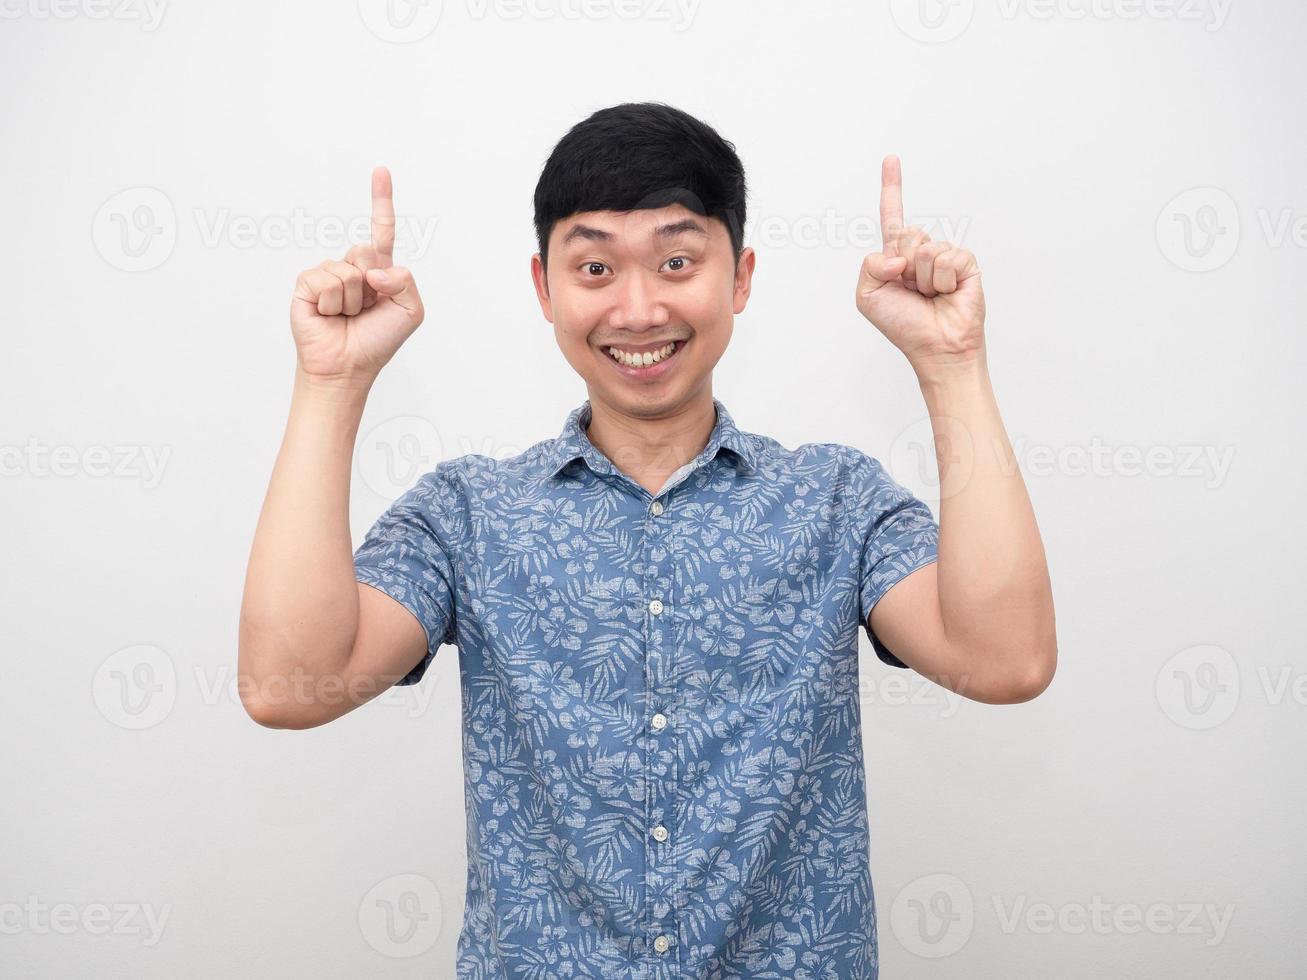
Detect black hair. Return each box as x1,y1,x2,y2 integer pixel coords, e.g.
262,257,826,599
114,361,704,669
533,101,747,272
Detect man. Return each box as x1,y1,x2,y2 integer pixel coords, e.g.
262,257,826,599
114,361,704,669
239,102,1056,978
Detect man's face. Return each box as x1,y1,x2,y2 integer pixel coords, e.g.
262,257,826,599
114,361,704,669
531,203,755,419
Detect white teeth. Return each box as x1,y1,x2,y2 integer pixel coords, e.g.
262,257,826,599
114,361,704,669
606,341,679,367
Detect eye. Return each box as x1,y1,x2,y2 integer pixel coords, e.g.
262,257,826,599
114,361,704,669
663,256,692,273
582,261,610,278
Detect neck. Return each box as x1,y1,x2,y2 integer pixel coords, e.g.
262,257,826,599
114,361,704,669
583,388,717,490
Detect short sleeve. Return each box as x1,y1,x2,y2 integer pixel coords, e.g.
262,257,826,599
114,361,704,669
853,452,940,668
353,465,459,686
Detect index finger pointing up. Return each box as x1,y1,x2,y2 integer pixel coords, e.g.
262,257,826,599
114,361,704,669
879,154,904,253
371,165,396,267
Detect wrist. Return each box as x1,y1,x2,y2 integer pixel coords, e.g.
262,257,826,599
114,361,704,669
294,364,375,400
291,364,374,419
911,348,989,391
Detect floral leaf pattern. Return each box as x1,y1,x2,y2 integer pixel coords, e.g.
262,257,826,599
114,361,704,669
353,398,939,978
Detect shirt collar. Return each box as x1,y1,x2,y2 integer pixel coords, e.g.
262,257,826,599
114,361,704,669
542,396,757,481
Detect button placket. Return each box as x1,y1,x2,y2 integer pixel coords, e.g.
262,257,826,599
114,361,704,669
643,496,679,964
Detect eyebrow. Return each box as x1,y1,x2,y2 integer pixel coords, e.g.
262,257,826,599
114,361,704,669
560,217,709,248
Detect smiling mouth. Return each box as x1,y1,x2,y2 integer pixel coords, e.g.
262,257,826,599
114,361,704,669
603,339,685,370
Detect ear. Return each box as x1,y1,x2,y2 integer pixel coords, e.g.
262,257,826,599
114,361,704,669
732,247,756,315
530,252,554,322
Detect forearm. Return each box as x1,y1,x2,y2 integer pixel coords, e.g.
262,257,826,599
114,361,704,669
916,351,1056,688
238,367,371,699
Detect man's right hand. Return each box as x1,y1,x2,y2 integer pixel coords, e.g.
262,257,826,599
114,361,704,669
290,166,425,385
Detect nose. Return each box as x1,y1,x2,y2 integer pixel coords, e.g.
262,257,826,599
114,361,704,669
607,266,670,333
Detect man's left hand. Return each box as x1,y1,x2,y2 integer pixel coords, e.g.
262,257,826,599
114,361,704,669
856,155,987,376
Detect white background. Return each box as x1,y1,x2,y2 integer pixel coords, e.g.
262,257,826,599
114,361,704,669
2,0,1303,976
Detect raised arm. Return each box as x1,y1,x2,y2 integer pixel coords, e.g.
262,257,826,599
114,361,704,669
855,155,1057,705
237,168,430,729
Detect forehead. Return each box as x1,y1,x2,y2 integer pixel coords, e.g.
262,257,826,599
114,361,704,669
551,203,731,252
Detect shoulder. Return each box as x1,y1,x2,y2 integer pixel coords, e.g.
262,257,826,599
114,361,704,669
408,435,560,500
801,441,905,493
748,434,922,520
744,431,884,485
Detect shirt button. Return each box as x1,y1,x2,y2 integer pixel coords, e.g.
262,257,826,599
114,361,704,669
651,824,668,842
653,934,670,954
650,500,664,516
650,712,667,732
648,598,663,616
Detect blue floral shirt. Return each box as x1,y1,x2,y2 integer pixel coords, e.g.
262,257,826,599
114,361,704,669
353,397,940,979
